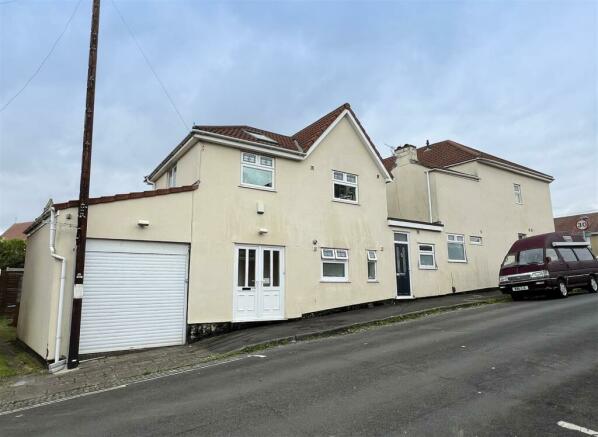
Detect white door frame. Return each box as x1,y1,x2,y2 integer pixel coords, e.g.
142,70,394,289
233,244,285,322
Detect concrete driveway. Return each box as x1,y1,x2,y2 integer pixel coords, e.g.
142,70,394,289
1,293,597,436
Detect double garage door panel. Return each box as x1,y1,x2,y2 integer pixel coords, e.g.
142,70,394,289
80,240,188,354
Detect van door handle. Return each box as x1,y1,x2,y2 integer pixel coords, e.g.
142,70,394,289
242,287,251,291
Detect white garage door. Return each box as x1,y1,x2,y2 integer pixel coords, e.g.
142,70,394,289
80,239,189,354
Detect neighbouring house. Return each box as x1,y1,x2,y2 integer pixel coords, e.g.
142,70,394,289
1,222,33,241
18,103,396,364
383,140,555,297
554,212,598,251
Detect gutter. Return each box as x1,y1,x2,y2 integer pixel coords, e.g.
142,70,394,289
48,207,67,373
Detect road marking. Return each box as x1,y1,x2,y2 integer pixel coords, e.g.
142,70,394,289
0,384,128,417
558,421,598,436
0,355,263,417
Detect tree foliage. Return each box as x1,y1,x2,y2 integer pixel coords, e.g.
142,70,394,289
0,239,26,270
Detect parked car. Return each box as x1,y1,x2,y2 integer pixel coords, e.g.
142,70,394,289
499,232,598,300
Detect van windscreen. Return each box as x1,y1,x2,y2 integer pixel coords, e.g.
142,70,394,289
502,248,544,267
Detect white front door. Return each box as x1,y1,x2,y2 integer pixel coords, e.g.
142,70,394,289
234,245,284,322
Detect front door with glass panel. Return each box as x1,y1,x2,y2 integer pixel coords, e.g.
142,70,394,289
234,245,284,322
394,233,411,297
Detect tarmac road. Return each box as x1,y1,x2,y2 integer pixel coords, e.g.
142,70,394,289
1,292,597,436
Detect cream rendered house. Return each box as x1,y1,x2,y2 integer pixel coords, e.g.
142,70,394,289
18,103,396,363
383,140,555,298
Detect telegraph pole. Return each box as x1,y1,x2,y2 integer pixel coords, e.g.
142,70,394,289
67,0,101,369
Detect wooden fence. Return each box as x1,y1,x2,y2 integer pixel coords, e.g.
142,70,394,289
0,268,24,326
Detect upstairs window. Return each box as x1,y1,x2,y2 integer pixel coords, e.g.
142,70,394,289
367,250,377,281
167,165,177,188
321,248,349,282
332,170,358,203
241,152,275,190
447,234,467,262
514,184,523,204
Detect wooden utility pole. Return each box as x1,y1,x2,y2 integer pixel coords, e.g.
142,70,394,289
67,0,101,369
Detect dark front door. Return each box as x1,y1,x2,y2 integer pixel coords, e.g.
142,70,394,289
395,243,411,296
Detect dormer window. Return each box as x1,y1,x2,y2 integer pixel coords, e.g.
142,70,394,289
332,170,358,204
241,152,275,190
167,165,177,188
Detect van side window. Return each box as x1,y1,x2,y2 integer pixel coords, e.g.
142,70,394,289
573,248,594,261
545,248,558,262
557,248,577,262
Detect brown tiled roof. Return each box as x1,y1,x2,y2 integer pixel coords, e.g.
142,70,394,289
292,103,350,152
1,222,34,240
554,212,598,233
382,156,397,174
416,140,553,179
53,184,198,211
197,126,299,152
194,103,350,154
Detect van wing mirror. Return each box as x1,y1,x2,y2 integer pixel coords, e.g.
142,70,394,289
545,256,552,263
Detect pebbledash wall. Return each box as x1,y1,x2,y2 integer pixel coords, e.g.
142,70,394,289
385,146,554,298
18,112,395,361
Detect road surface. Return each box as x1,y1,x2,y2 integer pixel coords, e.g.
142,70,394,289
2,293,597,436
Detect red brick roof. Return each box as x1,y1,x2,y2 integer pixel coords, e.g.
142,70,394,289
417,140,552,179
53,184,198,211
383,140,552,180
1,222,33,240
194,103,351,154
554,212,598,233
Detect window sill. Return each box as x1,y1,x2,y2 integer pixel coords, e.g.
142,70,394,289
448,259,468,263
239,184,276,193
320,279,350,283
332,198,359,206
419,266,437,270
367,280,379,283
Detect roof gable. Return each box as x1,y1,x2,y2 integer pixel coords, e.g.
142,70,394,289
151,103,391,181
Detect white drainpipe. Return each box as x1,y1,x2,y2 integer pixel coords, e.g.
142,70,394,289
48,207,67,373
425,171,433,223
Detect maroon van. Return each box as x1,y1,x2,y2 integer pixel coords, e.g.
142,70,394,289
499,232,598,300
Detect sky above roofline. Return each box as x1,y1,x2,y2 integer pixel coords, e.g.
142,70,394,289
0,0,596,232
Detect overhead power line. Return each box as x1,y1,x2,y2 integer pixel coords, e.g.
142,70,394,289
0,0,83,113
110,0,189,130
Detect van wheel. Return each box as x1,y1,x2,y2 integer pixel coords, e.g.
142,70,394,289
556,280,568,298
589,276,598,294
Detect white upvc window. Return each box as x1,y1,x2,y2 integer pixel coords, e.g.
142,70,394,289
332,170,358,204
241,152,275,190
321,248,349,282
469,236,483,245
418,244,436,269
167,164,177,188
513,183,523,204
447,234,467,263
367,250,377,281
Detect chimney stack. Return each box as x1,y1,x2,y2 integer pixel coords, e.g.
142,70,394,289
394,144,418,165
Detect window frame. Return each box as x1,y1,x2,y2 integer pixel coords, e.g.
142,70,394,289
469,236,483,245
332,170,359,204
418,244,437,270
366,250,377,282
513,183,523,204
321,247,349,282
240,152,276,191
167,164,177,188
447,233,467,263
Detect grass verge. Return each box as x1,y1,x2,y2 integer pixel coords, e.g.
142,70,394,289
0,317,43,379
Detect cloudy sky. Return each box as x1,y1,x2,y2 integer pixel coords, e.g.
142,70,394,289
0,0,596,232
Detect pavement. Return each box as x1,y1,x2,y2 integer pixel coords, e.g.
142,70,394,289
0,289,505,413
0,291,596,436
